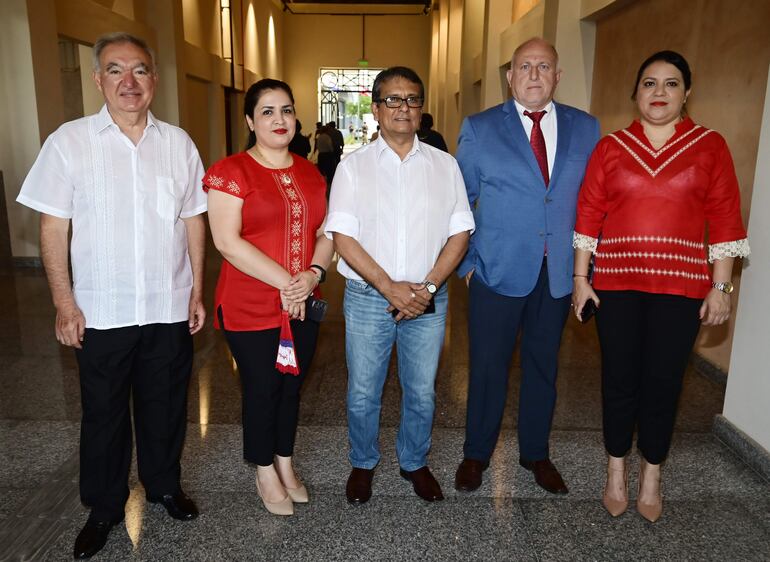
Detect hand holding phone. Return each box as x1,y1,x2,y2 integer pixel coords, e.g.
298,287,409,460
580,298,598,323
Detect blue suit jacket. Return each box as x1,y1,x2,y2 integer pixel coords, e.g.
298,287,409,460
456,99,600,298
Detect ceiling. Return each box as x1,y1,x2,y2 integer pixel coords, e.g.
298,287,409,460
279,1,434,15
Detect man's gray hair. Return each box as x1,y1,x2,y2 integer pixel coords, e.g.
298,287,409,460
92,32,156,71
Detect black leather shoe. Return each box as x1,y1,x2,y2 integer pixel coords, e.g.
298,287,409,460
346,468,374,504
147,491,199,521
73,518,120,559
454,458,489,492
400,466,444,502
519,457,569,494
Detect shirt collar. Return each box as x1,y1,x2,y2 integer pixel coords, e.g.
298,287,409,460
514,99,555,119
94,104,160,136
375,133,422,161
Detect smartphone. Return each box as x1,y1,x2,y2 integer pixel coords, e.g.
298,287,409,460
580,299,597,323
306,296,328,323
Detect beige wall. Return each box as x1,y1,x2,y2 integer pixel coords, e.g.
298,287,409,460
0,0,44,258
283,14,431,137
589,0,770,370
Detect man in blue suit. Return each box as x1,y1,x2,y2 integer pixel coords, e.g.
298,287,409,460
454,38,600,494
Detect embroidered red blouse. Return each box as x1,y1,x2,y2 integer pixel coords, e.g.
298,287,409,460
203,152,327,330
574,118,749,299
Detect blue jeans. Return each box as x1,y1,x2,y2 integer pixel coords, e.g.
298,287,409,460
343,279,448,472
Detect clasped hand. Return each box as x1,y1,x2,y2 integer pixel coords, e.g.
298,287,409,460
280,270,319,321
385,281,431,322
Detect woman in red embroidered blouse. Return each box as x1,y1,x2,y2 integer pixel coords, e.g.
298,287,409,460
572,52,749,522
204,79,333,516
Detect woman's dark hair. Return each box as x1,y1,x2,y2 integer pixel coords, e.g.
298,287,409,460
372,66,424,102
244,78,295,149
631,50,691,100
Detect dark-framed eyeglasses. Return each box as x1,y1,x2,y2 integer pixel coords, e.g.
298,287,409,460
375,96,424,109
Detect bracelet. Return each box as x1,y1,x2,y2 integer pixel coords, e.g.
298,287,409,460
573,274,589,279
309,264,326,283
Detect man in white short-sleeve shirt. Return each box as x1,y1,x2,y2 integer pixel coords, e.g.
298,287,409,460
325,66,474,505
17,33,206,560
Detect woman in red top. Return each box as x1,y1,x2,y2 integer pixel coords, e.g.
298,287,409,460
572,52,749,522
204,79,333,516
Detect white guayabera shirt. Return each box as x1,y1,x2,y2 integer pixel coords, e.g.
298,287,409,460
325,134,475,282
17,105,207,329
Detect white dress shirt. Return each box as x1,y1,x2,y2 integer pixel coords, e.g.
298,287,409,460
17,105,207,329
325,135,475,282
514,100,557,176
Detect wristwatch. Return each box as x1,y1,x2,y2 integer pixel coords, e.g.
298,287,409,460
422,280,438,295
712,281,734,294
309,264,326,283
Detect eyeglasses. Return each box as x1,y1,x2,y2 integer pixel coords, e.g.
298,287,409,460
375,96,424,109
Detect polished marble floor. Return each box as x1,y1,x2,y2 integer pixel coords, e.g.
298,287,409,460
0,253,768,561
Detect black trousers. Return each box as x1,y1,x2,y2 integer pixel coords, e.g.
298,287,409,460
464,261,571,462
75,322,193,521
595,290,702,464
221,311,319,466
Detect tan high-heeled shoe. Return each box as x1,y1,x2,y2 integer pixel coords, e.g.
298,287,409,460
256,475,294,516
274,455,309,503
602,457,628,517
637,459,663,523
284,482,309,504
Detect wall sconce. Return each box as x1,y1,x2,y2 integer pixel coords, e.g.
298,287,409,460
220,0,233,62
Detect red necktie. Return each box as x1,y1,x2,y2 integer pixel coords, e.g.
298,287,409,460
524,110,549,187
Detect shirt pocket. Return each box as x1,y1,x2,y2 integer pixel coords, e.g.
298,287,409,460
156,177,180,220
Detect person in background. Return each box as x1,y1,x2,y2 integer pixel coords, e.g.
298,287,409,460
572,50,749,522
327,121,345,165
417,112,448,152
204,78,333,517
17,32,206,559
315,125,337,189
289,119,311,159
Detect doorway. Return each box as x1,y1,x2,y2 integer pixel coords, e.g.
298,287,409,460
319,67,382,149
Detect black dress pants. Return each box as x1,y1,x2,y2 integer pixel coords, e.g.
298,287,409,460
75,322,193,521
221,311,319,466
595,290,702,464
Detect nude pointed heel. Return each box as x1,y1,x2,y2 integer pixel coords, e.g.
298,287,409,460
285,483,309,504
602,457,628,517
637,459,662,523
256,476,294,516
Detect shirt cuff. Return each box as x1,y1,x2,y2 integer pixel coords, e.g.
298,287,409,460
448,210,475,237
180,203,208,219
573,232,598,253
708,238,750,263
16,194,72,219
324,211,359,240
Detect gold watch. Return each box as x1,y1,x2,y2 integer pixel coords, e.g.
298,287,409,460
712,281,734,294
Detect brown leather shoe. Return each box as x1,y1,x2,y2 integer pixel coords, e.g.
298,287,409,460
346,468,374,504
519,457,569,494
400,466,444,502
454,458,489,492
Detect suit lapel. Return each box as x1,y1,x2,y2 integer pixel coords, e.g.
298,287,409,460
503,99,548,187
549,102,573,192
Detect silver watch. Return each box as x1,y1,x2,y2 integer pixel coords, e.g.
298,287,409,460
422,281,438,295
712,281,734,294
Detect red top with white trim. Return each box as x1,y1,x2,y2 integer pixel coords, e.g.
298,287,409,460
203,152,327,330
574,118,749,299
